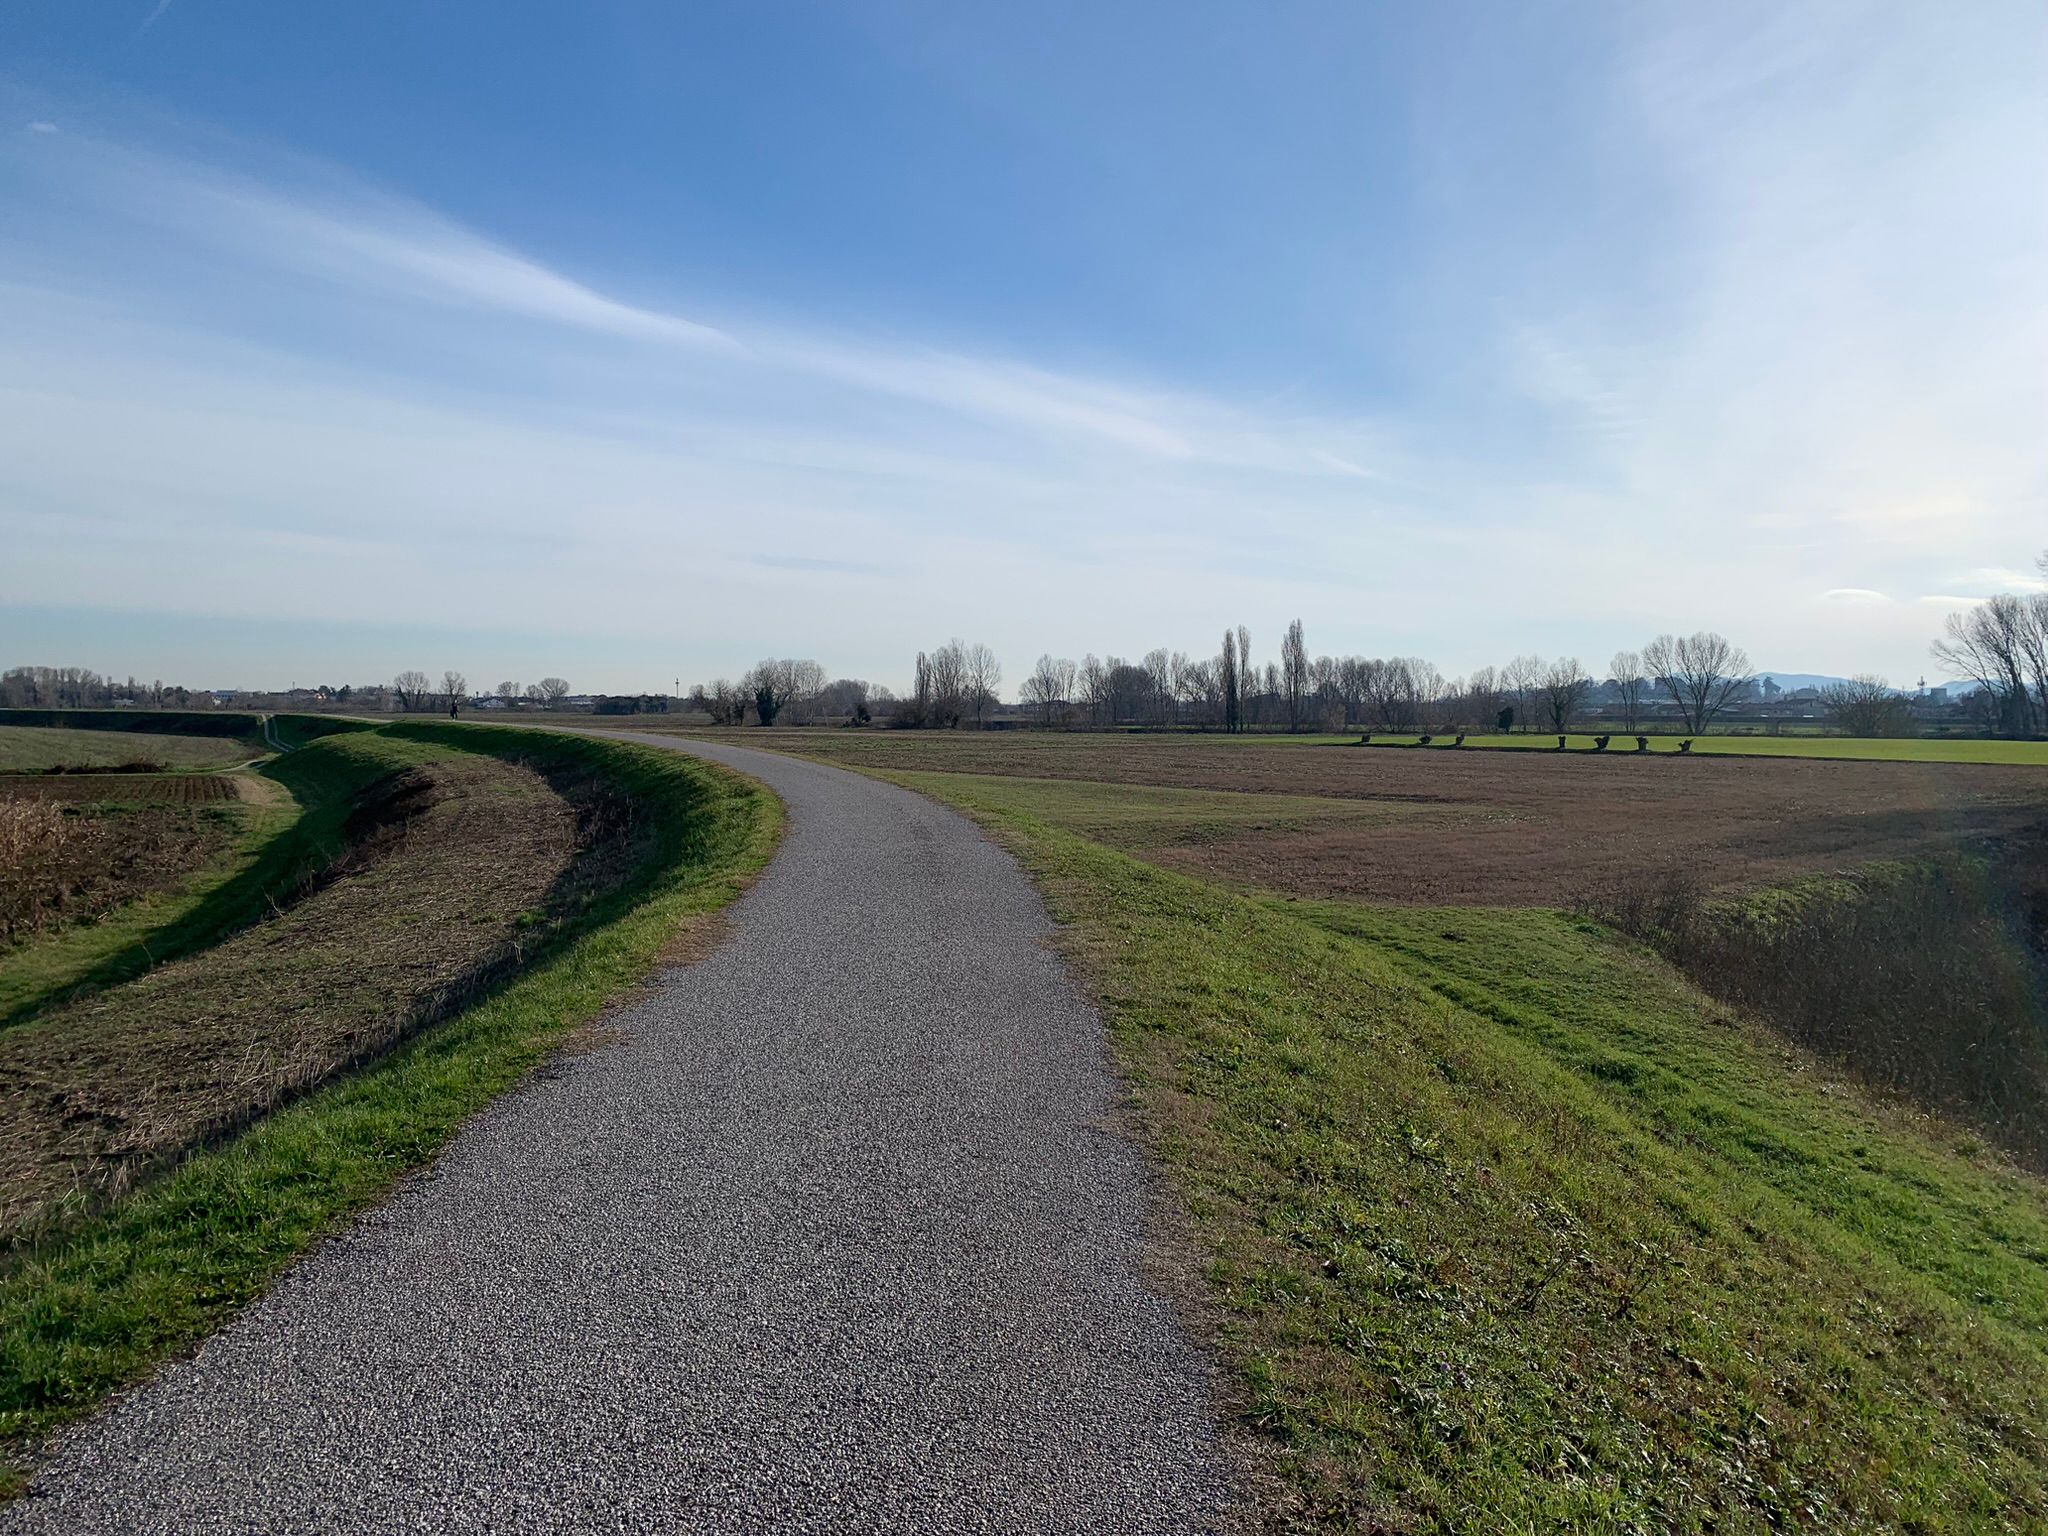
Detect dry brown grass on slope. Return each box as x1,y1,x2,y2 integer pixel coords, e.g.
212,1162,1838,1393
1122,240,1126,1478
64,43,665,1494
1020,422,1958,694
0,804,237,950
0,755,587,1242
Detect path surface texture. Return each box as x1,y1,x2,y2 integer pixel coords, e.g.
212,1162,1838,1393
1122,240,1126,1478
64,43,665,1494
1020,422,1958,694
5,736,1231,1535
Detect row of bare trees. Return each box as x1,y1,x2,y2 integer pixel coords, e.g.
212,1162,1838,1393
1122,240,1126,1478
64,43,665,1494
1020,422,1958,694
905,641,1001,728
1007,624,1754,736
390,672,569,712
1930,551,2048,737
688,661,886,727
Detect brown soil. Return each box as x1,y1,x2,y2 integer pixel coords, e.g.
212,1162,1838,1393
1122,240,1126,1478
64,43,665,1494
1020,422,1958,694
0,773,241,804
0,755,588,1241
712,728,2048,906
0,804,239,948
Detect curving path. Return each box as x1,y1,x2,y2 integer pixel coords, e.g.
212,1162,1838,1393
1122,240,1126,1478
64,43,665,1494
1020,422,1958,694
3,735,1231,1534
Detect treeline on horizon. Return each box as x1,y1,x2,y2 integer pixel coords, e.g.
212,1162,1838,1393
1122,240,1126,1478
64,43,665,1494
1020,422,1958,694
686,625,2006,739
9,550,2042,737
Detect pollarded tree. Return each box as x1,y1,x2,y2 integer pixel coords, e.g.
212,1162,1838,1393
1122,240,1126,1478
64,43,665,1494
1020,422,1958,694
1641,632,1751,735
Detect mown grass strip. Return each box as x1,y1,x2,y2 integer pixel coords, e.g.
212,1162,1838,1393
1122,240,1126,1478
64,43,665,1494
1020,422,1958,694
893,771,2048,1533
0,726,779,1488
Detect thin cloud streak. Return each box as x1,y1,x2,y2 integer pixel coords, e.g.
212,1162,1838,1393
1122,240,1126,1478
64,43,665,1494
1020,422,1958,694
10,128,1381,478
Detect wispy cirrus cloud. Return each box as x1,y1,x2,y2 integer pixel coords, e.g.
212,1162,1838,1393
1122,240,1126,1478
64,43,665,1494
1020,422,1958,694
7,127,1382,478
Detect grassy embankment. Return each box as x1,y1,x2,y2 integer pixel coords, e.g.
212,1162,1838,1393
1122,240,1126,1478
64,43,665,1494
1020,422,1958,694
0,719,382,1026
0,720,778,1486
873,764,2048,1532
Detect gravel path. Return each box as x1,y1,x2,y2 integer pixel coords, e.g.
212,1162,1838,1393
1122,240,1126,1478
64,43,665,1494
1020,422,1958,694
4,736,1232,1534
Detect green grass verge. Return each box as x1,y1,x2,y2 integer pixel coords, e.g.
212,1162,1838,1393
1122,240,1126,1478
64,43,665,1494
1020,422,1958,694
892,768,2048,1532
0,725,779,1485
887,769,1411,843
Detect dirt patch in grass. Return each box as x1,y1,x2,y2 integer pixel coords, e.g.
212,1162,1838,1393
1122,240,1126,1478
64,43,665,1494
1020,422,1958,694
0,804,239,950
728,729,2048,905
0,753,595,1242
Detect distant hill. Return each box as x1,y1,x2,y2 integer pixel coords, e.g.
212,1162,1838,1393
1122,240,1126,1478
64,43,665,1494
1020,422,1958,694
1753,672,1849,692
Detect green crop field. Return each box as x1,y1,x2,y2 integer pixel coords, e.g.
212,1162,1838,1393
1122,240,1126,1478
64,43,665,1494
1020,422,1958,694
1347,732,2048,765
0,725,262,773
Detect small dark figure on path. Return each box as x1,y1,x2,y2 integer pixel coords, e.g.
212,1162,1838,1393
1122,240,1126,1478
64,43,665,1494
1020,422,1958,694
1635,735,1650,752
1678,739,1694,753
449,702,458,719
1594,735,1611,750
1556,735,1567,750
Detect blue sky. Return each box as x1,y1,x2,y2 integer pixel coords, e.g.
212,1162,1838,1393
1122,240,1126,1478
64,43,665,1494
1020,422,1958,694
2,1,2042,693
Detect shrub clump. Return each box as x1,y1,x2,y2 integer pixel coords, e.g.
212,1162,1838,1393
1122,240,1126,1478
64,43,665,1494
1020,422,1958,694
1585,858,2048,1168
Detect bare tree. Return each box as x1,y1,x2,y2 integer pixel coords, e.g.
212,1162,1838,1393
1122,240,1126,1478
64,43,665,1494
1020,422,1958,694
1219,630,1241,733
1609,650,1646,732
393,670,431,712
1142,648,1174,725
1931,595,2039,736
1078,654,1109,728
908,652,935,728
495,680,520,703
1540,657,1591,734
1642,632,1751,735
1236,626,1252,727
1500,654,1543,732
1818,676,1913,738
741,659,824,727
1176,655,1216,726
440,671,468,711
1280,619,1309,732
917,641,969,727
688,678,747,725
959,642,1000,726
1023,654,1074,728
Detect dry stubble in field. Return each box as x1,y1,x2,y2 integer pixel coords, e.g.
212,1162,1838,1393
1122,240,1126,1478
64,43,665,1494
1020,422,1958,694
676,727,2048,905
